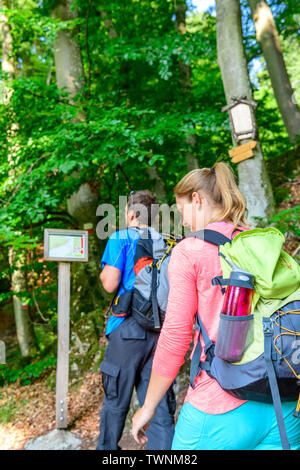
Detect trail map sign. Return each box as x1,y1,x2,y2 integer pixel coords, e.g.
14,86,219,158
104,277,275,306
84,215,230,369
44,229,88,429
44,229,88,262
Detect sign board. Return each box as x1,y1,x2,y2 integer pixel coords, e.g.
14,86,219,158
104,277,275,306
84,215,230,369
231,150,254,164
222,98,257,142
229,140,257,164
228,140,257,158
43,228,89,429
229,103,254,141
44,229,88,262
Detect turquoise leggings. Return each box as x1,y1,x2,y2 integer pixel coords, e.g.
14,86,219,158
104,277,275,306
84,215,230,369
172,401,300,450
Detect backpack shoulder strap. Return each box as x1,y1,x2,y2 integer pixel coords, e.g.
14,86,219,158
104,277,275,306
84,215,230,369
190,314,214,388
187,230,232,387
151,259,161,330
263,317,291,450
184,229,231,247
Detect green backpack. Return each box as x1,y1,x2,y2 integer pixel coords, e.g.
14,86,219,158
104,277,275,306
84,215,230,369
186,227,300,450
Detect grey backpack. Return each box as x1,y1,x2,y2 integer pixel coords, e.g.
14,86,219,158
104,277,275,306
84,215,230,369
130,227,181,332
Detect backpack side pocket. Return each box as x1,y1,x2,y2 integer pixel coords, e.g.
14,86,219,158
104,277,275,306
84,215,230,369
215,313,254,362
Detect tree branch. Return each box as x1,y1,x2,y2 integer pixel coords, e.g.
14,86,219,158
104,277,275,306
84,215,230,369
116,163,131,190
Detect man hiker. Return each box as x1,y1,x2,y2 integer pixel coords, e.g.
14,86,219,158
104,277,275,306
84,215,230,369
96,190,175,450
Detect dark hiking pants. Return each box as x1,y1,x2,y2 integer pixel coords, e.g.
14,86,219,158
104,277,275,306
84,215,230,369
96,316,176,450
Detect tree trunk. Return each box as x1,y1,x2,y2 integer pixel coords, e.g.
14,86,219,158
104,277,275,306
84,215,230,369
146,166,168,202
1,3,34,356
0,5,15,78
51,0,95,214
52,0,105,320
8,248,34,357
52,0,85,101
174,0,199,171
248,0,300,146
216,0,275,225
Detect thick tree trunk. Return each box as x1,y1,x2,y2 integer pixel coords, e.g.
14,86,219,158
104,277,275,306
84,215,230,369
52,0,104,320
0,8,15,78
216,0,275,225
174,0,199,171
52,0,85,100
248,0,300,146
52,0,96,219
1,4,34,356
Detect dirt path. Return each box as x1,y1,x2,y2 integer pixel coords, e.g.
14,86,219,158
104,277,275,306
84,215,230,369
0,371,187,450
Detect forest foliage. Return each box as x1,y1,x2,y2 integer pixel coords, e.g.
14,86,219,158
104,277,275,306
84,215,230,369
0,0,299,383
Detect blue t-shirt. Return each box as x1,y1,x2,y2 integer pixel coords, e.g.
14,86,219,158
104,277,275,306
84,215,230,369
101,228,142,335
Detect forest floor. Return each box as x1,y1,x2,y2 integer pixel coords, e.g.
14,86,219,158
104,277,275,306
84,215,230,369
0,322,189,450
0,366,188,451
0,370,140,450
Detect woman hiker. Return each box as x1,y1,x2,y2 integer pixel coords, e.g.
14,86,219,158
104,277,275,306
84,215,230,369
131,162,300,450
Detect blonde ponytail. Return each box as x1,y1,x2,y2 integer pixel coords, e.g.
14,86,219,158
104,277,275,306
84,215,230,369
174,162,249,226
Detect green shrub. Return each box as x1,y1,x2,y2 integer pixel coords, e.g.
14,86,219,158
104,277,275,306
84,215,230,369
0,355,56,387
269,205,300,238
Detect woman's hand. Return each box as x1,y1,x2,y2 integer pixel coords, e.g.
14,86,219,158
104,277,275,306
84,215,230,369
131,404,156,445
132,370,174,445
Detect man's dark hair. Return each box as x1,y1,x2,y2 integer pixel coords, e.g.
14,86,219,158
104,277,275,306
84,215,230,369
127,190,159,226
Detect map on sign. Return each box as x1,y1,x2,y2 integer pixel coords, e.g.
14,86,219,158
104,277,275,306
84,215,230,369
48,234,85,260
44,229,88,262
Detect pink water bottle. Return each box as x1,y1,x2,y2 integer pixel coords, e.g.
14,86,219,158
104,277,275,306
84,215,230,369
214,262,255,362
221,265,255,316
221,285,254,317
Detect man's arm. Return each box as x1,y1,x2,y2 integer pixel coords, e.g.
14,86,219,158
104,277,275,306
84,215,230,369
100,264,121,293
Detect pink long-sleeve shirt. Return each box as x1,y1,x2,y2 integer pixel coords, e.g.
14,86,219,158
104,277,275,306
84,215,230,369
152,222,248,415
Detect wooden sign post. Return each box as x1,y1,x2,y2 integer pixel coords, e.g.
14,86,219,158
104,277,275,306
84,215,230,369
44,229,88,429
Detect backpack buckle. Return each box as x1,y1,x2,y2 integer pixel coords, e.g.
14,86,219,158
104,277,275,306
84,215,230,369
204,340,214,355
211,276,226,295
263,317,274,336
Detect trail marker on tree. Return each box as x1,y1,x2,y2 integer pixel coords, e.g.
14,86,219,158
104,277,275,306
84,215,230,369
229,140,257,163
222,98,259,165
44,229,88,429
222,98,257,142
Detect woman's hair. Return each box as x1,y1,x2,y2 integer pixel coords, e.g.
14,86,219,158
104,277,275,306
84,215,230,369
127,190,159,226
173,162,249,226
